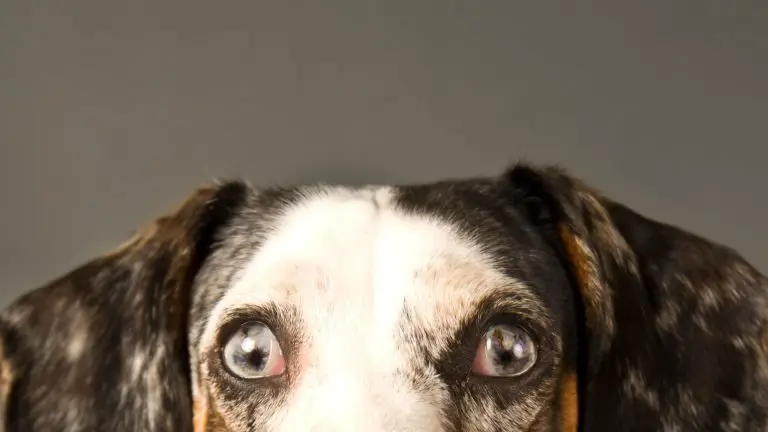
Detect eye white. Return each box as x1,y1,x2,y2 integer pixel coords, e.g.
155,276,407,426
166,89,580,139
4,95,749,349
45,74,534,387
471,324,537,377
222,322,286,379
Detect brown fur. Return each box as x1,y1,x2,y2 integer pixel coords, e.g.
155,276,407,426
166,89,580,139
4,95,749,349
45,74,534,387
558,224,601,332
0,345,12,432
559,372,579,432
193,396,209,432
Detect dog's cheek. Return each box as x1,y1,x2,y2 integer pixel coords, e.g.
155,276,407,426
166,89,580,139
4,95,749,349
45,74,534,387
196,401,230,432
214,388,287,431
449,375,559,432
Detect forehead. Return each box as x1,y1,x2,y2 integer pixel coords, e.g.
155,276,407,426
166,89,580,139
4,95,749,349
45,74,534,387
196,183,564,352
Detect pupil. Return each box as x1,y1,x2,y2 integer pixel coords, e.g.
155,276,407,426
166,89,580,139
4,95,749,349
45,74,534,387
247,348,267,369
238,329,271,371
489,328,529,369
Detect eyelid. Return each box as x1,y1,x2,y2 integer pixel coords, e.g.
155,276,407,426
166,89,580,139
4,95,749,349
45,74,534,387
467,288,553,331
215,304,286,344
472,310,543,345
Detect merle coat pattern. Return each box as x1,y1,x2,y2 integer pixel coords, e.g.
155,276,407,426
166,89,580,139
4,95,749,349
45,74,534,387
1,164,766,431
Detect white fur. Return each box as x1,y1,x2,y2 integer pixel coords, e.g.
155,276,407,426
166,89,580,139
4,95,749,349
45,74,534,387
198,187,537,431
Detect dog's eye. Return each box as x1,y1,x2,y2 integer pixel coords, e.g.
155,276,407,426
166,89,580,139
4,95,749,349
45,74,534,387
471,325,537,377
222,322,285,379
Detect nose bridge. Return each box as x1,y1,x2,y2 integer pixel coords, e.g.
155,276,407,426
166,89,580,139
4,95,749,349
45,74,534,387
278,329,446,432
284,255,413,430
282,364,378,431
287,373,445,432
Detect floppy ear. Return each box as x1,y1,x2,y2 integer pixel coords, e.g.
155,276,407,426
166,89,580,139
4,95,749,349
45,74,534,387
504,164,768,431
0,181,247,431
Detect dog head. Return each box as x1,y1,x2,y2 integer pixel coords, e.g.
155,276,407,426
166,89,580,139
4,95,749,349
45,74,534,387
2,164,767,431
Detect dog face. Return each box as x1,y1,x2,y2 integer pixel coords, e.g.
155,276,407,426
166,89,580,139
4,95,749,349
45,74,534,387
189,184,577,431
1,164,767,431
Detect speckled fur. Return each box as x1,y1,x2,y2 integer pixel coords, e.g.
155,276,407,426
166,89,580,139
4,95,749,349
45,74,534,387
1,163,766,432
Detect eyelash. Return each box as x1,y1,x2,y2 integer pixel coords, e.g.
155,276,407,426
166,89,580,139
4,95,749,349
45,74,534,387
215,305,286,340
473,312,540,343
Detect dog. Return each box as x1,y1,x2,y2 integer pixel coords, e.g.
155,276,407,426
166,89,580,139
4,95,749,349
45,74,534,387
1,163,766,431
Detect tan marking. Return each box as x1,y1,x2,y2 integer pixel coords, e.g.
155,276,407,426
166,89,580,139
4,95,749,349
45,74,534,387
558,224,601,330
0,344,13,432
193,396,208,432
559,372,579,432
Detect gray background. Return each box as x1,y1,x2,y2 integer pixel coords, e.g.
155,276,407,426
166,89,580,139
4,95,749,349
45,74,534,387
1,1,766,308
